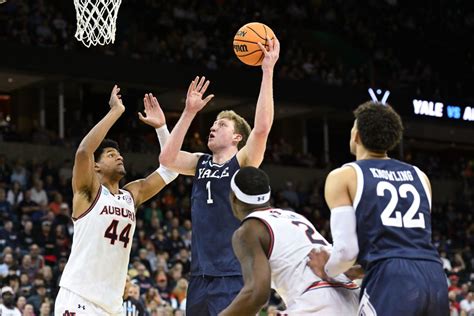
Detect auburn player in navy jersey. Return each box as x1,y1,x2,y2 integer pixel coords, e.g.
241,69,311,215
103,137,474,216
157,37,280,315
308,101,448,316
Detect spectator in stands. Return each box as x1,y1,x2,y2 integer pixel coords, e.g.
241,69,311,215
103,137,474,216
0,188,13,222
10,160,27,189
17,190,42,222
29,244,45,272
47,192,63,215
26,282,48,315
0,220,19,251
143,287,165,314
154,271,171,303
133,263,154,296
0,154,11,188
452,252,466,273
29,179,48,208
18,220,35,250
19,254,37,281
38,301,52,316
4,274,20,296
460,291,473,316
170,278,188,311
0,286,21,316
168,228,185,258
22,304,35,316
449,275,462,293
450,290,461,316
15,295,26,314
6,181,23,210
441,251,453,272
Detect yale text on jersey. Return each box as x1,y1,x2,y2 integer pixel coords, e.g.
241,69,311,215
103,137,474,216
197,167,230,179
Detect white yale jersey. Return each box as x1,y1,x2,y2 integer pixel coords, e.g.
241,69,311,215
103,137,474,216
60,185,136,314
245,208,353,308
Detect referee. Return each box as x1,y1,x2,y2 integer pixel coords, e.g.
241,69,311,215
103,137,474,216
123,278,145,316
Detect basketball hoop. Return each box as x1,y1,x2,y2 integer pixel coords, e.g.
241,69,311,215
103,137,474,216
73,0,122,47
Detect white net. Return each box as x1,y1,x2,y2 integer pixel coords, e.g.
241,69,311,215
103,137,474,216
74,0,122,47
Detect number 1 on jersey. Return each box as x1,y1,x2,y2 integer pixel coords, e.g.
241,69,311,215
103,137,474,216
206,181,214,204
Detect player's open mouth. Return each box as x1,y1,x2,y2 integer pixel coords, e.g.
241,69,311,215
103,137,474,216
209,133,215,139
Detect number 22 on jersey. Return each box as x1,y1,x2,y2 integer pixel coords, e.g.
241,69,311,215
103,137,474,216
377,181,426,229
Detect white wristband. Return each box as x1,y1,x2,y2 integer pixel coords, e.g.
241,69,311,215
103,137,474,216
156,165,178,184
155,125,170,148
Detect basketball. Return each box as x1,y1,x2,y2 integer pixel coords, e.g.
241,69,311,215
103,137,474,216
233,22,275,66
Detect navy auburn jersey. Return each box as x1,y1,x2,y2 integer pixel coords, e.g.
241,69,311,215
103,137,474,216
347,159,441,270
190,154,242,276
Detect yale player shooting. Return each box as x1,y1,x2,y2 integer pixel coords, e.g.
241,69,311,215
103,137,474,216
157,37,280,315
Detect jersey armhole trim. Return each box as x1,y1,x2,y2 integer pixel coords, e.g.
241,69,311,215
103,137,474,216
413,166,432,209
343,163,364,210
72,186,102,221
242,217,274,259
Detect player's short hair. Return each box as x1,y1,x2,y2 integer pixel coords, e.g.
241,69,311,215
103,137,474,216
94,139,120,162
234,167,270,196
353,101,403,152
217,110,251,149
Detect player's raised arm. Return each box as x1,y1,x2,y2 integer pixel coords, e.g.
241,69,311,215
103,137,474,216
123,94,178,207
159,76,214,175
219,219,271,316
237,36,280,167
72,85,124,205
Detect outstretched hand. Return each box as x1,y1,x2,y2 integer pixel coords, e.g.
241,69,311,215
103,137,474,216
185,76,215,115
109,85,125,113
257,36,280,73
139,93,166,128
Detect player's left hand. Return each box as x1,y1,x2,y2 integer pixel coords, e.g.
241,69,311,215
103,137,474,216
307,247,331,280
257,35,280,73
139,93,166,128
109,85,125,113
185,76,215,115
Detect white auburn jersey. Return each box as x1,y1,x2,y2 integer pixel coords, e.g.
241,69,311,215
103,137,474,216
244,208,356,309
60,185,136,314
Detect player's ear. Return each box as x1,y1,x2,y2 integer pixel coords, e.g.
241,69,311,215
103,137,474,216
94,162,101,172
354,129,361,145
233,133,243,145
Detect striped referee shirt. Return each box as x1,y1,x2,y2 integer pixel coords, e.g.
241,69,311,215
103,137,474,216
122,298,144,316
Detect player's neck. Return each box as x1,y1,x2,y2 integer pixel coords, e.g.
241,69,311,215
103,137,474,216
100,177,120,195
240,205,272,220
357,149,389,160
212,147,238,164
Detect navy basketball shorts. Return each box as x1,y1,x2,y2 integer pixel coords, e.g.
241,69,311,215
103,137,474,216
358,258,448,316
186,275,243,316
